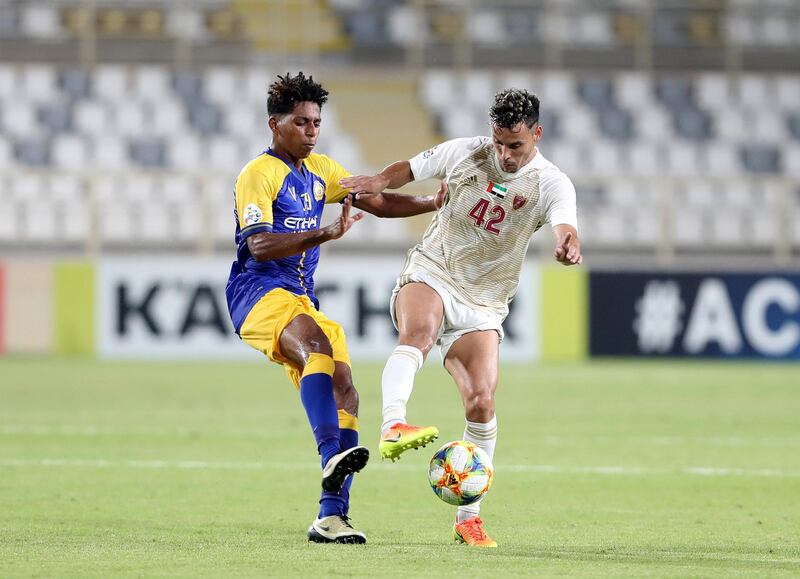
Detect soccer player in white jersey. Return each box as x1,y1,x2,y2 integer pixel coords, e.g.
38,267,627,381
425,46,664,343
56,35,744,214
340,88,582,547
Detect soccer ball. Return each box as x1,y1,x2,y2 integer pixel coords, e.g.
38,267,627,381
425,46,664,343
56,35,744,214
427,440,493,506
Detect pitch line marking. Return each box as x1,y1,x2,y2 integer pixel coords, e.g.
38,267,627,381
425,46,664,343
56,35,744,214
4,426,800,448
1,458,799,478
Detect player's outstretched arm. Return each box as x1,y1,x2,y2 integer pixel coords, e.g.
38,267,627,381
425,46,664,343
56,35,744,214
246,197,363,261
339,160,415,195
349,180,447,218
552,224,583,266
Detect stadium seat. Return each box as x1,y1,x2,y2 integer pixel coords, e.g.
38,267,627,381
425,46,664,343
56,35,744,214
0,65,16,100
166,134,203,171
62,204,90,243
695,73,733,111
2,101,39,138
95,66,130,102
672,108,712,141
740,145,781,173
20,4,61,39
129,136,167,168
204,67,239,105
775,75,800,110
73,100,111,137
616,72,652,110
38,101,73,134
784,145,800,177
711,210,745,246
51,135,89,170
21,65,58,104
150,98,187,137
92,136,128,170
204,137,242,172
139,207,170,242
0,203,20,241
59,69,92,101
626,143,662,176
673,212,705,246
21,199,57,242
114,101,150,137
188,101,223,136
133,66,171,102
706,144,740,176
15,137,51,167
387,5,428,45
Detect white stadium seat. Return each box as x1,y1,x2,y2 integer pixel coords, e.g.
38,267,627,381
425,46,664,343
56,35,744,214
95,66,130,102
133,66,171,103
51,135,89,170
73,100,112,137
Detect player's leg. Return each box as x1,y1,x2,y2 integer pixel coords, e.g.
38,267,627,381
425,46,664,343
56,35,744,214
444,330,500,548
288,315,368,544
280,314,368,495
331,361,359,515
379,282,443,460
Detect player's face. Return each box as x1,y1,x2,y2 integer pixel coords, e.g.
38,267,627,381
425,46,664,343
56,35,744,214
269,101,322,162
491,122,541,173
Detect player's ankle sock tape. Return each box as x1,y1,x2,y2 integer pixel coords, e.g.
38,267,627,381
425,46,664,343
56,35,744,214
303,352,335,378
338,410,359,432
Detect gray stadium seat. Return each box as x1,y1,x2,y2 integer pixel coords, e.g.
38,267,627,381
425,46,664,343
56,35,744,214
129,137,167,168
599,108,635,141
59,69,92,101
14,137,51,166
740,145,782,173
38,101,73,134
188,101,223,136
655,76,693,110
673,107,712,141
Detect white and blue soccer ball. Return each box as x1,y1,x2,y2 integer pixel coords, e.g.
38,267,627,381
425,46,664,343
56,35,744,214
428,440,494,506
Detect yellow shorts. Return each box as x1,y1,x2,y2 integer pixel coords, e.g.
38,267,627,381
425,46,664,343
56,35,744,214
239,288,351,388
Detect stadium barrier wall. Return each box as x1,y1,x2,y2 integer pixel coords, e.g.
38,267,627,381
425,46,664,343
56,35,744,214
0,262,4,355
1,257,565,362
590,272,800,360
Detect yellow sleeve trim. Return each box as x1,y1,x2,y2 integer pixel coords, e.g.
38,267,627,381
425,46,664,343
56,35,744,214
302,352,335,378
338,409,359,431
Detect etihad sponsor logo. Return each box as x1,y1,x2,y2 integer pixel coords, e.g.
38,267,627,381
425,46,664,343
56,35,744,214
283,216,318,230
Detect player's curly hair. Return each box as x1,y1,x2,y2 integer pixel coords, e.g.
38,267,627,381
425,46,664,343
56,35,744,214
489,88,540,128
267,72,329,115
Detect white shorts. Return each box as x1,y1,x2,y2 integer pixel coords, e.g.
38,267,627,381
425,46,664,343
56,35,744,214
390,270,504,362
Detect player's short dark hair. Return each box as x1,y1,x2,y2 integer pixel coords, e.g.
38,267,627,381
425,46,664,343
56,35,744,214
489,88,540,128
267,72,329,115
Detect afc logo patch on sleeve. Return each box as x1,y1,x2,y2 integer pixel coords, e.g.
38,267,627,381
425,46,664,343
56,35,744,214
313,180,325,201
243,203,263,225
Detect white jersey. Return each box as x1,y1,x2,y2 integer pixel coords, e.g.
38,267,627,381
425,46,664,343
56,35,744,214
402,136,578,318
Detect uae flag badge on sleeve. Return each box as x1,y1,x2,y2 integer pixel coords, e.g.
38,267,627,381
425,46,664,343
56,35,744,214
486,181,507,199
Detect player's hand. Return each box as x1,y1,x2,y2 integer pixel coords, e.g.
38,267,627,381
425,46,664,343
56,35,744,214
326,196,363,240
339,174,390,196
434,180,447,210
554,231,583,266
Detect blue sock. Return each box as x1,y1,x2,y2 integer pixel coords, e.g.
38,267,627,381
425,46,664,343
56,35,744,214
298,354,340,468
339,427,359,514
319,414,359,518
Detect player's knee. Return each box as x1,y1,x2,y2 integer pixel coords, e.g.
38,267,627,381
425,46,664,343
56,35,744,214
399,329,437,357
464,388,495,418
304,334,333,358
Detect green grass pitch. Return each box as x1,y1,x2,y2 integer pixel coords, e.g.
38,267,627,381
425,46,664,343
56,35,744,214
1,357,799,577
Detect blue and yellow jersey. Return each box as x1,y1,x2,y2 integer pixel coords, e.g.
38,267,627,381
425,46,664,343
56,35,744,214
225,148,351,333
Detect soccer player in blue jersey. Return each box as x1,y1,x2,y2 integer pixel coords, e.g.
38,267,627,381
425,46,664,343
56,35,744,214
225,72,441,544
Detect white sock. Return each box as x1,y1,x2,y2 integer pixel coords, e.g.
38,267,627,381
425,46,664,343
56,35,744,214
380,345,424,433
456,415,498,523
